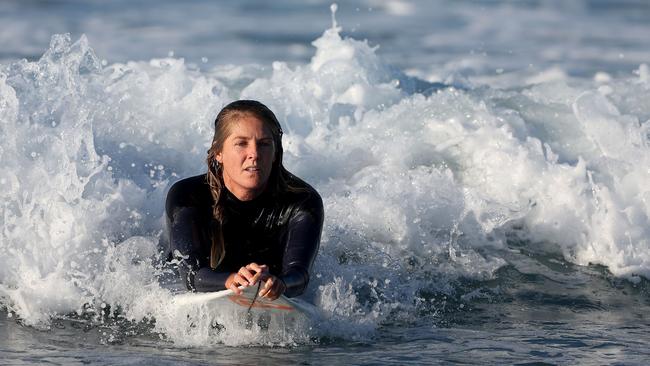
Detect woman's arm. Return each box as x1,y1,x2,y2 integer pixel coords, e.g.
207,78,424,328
167,206,201,290
168,205,234,292
166,176,231,292
279,194,324,297
169,205,239,292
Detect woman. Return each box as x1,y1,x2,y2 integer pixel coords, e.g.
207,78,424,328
165,100,323,300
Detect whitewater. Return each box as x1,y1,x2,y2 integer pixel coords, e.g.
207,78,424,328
1,1,650,364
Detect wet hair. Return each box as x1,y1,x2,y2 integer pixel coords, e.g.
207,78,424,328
205,99,297,268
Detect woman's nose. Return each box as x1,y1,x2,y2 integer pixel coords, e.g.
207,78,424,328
247,143,259,159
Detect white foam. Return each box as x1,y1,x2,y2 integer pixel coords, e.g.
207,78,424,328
1,14,650,345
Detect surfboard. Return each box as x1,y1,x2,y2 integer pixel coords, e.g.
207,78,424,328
171,285,319,319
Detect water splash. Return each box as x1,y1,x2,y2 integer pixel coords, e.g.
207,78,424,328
1,14,650,345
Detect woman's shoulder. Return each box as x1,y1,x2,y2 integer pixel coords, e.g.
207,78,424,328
166,173,212,209
283,174,323,215
170,174,208,190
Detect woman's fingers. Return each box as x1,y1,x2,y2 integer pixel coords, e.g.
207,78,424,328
259,275,286,300
227,265,284,299
246,263,268,274
246,262,262,271
245,263,269,285
258,278,272,298
237,267,256,285
226,273,245,294
227,282,242,295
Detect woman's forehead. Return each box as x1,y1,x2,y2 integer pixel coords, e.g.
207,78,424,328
227,115,274,139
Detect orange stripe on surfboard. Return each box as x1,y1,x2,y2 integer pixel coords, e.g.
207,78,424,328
227,294,295,311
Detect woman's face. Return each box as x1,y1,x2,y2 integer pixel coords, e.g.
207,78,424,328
216,115,276,201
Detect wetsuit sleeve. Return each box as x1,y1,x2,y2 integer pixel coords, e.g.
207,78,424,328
193,268,230,292
166,203,200,291
168,205,230,291
166,178,230,292
280,194,324,297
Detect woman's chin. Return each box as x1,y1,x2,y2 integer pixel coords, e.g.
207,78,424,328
241,179,267,193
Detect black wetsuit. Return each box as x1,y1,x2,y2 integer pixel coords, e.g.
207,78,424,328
165,174,323,297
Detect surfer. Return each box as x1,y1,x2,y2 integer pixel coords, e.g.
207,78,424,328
165,100,324,300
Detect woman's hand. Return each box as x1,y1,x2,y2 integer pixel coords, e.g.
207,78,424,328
224,262,285,300
225,263,268,294
258,273,286,300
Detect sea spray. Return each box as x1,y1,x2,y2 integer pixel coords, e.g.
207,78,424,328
1,13,650,346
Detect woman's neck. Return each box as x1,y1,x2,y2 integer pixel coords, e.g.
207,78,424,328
223,182,266,201
221,171,269,200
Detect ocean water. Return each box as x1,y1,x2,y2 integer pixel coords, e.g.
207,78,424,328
1,0,650,364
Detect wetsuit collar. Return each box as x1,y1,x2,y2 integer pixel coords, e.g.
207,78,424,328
223,187,272,212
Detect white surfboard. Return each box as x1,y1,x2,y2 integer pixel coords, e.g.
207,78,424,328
171,286,320,319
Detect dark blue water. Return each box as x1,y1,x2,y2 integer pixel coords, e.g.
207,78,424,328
2,248,649,364
3,0,650,75
2,1,650,364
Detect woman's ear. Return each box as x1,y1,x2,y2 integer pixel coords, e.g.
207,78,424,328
215,153,223,164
